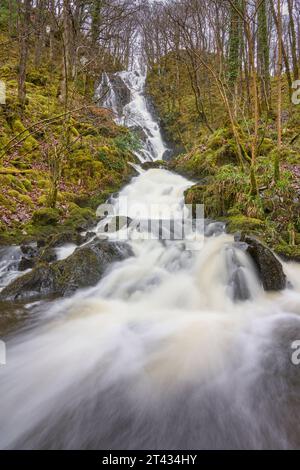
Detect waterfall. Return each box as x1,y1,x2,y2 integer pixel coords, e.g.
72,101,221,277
96,67,168,162
1,62,300,450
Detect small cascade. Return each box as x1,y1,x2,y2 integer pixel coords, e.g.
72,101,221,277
0,246,23,292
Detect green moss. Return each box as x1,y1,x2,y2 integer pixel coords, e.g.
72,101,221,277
97,146,126,172
207,128,231,150
32,208,60,226
22,179,33,191
7,190,33,206
12,119,39,153
274,243,300,262
26,70,48,86
37,195,47,206
12,119,26,134
0,193,16,210
71,126,80,137
7,189,21,198
225,215,265,233
64,205,97,229
36,179,50,189
259,138,275,156
113,132,141,153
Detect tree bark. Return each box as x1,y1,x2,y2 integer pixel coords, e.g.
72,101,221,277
275,0,282,182
287,0,299,80
18,0,31,110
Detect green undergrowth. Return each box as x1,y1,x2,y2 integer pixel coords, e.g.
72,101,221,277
180,130,300,259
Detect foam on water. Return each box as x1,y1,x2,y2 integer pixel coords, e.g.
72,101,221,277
1,166,300,449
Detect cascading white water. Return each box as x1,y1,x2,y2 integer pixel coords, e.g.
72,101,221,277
0,246,23,292
96,67,168,162
1,63,300,450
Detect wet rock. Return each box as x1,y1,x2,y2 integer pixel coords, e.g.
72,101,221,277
0,240,134,301
141,160,168,171
37,238,47,248
18,257,35,272
97,73,131,117
242,235,286,291
39,247,57,263
131,126,149,143
80,232,96,244
46,231,84,248
205,221,226,237
109,74,131,112
163,149,174,160
20,245,38,258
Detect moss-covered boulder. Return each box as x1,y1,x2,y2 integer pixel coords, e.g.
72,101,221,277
32,208,60,226
141,160,168,170
226,216,266,234
64,206,98,231
242,235,286,291
0,239,134,301
45,230,84,248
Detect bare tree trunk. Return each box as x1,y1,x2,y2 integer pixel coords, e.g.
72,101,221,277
275,0,282,182
270,0,293,97
287,0,299,80
244,21,259,195
60,0,72,110
8,0,15,37
34,0,46,68
49,0,56,64
18,0,31,111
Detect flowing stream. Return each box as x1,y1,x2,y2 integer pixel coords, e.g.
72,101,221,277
0,66,300,450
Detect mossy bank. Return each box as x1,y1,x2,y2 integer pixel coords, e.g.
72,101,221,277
0,30,140,245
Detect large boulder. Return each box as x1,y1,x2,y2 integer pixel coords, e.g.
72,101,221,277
0,240,133,301
109,74,131,112
242,235,286,291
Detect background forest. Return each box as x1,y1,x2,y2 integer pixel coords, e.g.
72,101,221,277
0,0,300,261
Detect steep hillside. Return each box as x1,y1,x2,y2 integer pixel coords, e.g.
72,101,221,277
147,54,300,260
